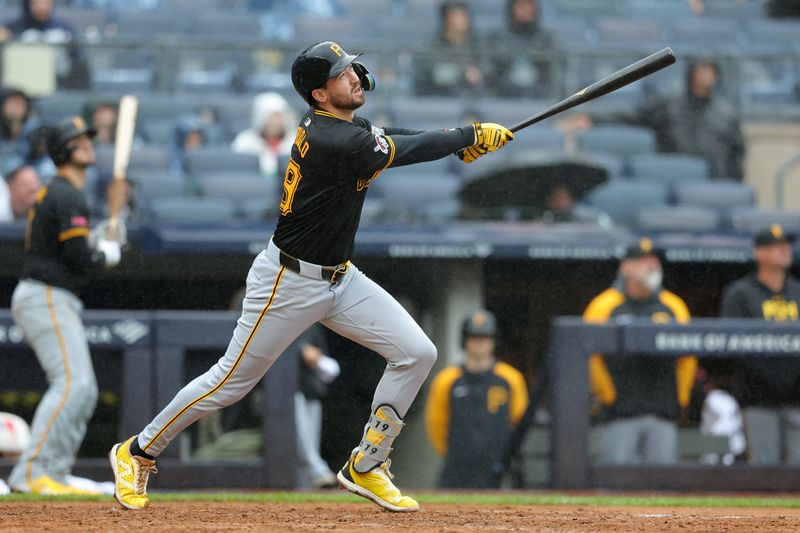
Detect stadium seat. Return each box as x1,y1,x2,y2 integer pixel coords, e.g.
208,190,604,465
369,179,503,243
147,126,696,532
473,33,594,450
240,196,276,220
595,18,665,47
671,18,743,49
729,207,800,233
389,97,464,130
58,8,106,36
293,16,362,45
91,68,155,94
545,18,590,46
149,197,238,222
576,125,656,159
177,70,236,94
185,148,259,176
637,205,721,232
194,12,262,39
504,128,565,154
629,153,710,183
674,181,756,210
116,11,189,37
576,151,625,179
553,0,624,19
747,19,800,49
585,181,668,226
629,0,693,21
141,120,175,146
128,147,171,172
359,197,388,225
129,171,188,203
198,174,278,203
34,94,87,122
371,173,460,222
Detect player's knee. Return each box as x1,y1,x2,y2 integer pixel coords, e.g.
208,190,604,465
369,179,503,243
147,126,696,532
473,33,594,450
72,375,99,408
411,337,437,371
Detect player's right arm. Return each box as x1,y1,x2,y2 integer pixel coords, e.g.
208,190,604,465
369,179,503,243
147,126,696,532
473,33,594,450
55,191,117,271
425,367,462,457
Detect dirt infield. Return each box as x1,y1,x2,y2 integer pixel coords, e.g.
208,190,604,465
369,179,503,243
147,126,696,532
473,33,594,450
3,501,800,532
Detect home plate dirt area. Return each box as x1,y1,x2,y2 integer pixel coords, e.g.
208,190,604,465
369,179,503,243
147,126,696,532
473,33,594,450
3,500,800,532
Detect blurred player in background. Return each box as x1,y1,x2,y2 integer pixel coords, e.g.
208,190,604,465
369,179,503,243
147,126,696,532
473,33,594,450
721,224,800,464
426,310,528,488
7,117,122,494
585,239,697,464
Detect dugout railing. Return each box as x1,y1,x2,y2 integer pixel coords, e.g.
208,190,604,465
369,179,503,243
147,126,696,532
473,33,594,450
549,317,800,491
0,310,296,489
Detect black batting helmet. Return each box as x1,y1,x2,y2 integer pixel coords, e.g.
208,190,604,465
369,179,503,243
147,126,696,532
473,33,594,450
291,41,376,106
47,116,96,166
461,309,497,346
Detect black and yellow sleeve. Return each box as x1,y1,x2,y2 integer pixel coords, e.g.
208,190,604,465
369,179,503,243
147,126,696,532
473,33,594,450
660,290,697,408
493,361,529,426
425,366,463,456
583,288,625,406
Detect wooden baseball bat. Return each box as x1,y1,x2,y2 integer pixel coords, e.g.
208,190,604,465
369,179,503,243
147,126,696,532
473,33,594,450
509,47,677,133
107,94,138,238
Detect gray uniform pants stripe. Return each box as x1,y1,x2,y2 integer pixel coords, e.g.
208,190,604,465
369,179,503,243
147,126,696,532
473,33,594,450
8,280,98,489
139,241,437,457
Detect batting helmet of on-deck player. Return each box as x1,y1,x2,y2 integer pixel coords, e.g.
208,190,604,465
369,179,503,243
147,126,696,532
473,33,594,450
47,116,96,166
461,309,497,347
291,41,376,106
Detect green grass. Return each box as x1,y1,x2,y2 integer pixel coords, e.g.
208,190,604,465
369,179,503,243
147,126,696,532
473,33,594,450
4,491,800,508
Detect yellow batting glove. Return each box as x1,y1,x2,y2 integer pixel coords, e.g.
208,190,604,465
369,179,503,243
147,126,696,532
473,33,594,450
473,122,514,153
457,145,486,164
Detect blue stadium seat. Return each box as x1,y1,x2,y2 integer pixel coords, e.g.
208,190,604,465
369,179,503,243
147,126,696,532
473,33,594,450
585,181,668,226
149,197,238,222
128,147,171,173
553,0,624,19
371,173,460,221
629,0,693,21
91,68,155,94
129,171,188,203
177,70,236,94
185,148,259,176
58,8,106,36
576,125,656,159
240,196,277,220
595,18,665,47
729,207,800,233
505,128,565,154
198,174,278,203
141,120,175,146
116,11,189,37
674,181,756,210
545,18,590,45
390,97,464,130
637,205,721,232
671,18,743,49
747,19,800,49
629,153,710,183
293,16,363,45
34,94,88,122
194,11,262,39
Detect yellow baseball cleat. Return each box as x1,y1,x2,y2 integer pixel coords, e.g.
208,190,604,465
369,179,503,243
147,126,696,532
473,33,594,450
27,475,100,495
109,435,157,510
337,453,419,512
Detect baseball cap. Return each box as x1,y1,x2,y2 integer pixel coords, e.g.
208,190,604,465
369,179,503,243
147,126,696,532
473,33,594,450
754,224,794,247
623,237,662,260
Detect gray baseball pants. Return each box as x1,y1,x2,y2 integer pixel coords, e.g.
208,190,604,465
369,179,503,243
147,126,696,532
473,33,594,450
743,406,800,464
138,239,437,456
597,414,678,465
8,279,98,490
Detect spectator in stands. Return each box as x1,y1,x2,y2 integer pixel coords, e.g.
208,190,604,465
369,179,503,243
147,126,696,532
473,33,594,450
294,325,340,489
487,0,557,98
585,238,696,465
171,115,206,175
565,59,744,179
426,309,528,488
231,92,296,180
0,88,34,144
720,224,800,464
0,163,41,222
85,102,118,147
414,1,484,96
0,0,74,43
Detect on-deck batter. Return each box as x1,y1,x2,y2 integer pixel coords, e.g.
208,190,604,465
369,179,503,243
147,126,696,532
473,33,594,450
109,41,513,512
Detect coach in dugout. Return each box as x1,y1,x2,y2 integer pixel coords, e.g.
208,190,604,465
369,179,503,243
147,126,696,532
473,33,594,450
721,224,800,464
425,310,528,488
585,238,697,464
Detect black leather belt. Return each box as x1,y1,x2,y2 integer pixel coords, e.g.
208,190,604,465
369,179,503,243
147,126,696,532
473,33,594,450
279,250,349,284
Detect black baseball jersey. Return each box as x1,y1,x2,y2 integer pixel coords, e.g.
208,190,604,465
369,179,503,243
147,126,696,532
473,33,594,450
721,274,800,406
425,361,528,489
21,176,98,297
585,283,696,420
272,107,474,266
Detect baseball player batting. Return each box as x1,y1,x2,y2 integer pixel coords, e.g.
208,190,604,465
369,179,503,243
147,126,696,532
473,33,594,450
109,41,513,512
9,118,122,495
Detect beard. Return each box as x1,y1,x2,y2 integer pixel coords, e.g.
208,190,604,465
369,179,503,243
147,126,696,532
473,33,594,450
330,89,365,110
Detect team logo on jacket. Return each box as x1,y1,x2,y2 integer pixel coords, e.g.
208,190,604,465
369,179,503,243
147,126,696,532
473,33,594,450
373,134,389,154
70,216,88,226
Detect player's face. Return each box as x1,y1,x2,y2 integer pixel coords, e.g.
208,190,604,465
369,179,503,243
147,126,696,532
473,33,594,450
324,65,365,110
756,242,793,271
464,335,495,361
66,133,96,169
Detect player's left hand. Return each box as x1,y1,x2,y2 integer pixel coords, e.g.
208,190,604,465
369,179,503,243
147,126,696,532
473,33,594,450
90,218,128,247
